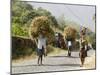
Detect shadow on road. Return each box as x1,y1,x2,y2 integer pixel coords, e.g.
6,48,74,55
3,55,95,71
12,63,80,67
48,56,79,58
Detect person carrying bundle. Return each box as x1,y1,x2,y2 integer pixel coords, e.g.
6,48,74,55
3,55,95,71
29,16,54,65
37,32,47,65
79,37,87,67
67,40,72,56
79,27,87,67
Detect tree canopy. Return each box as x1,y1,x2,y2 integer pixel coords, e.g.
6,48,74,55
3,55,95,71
12,0,58,37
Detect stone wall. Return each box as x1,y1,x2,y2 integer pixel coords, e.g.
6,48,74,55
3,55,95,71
12,36,36,59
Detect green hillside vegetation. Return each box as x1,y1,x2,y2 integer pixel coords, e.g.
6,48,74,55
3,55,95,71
12,0,58,37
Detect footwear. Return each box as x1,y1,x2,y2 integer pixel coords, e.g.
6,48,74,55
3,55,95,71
80,65,83,67
41,63,43,65
40,63,43,65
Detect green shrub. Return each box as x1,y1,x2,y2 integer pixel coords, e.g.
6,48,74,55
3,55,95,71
12,23,28,36
12,47,33,59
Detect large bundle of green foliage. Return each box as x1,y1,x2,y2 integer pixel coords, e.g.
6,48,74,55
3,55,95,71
64,26,77,41
29,16,55,44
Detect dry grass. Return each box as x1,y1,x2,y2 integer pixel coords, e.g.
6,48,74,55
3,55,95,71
48,47,67,56
84,54,96,69
12,52,37,63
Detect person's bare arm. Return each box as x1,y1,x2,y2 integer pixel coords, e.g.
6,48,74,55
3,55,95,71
44,38,48,56
29,26,38,47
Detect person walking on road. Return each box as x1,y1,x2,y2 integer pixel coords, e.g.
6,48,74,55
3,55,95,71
79,27,87,67
37,33,47,65
68,40,72,56
79,38,86,67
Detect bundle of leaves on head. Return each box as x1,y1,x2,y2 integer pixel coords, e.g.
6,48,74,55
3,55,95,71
29,16,55,44
64,26,77,41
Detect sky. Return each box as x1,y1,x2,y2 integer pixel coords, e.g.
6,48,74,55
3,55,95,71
28,2,96,32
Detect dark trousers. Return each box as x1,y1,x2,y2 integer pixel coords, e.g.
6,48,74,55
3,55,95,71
68,46,72,56
37,48,44,65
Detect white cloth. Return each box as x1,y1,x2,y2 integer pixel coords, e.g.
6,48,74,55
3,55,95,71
37,37,47,49
68,41,72,46
55,33,59,37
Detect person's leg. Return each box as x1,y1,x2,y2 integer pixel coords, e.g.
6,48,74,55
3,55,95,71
80,57,85,67
80,57,83,67
40,55,43,65
69,46,71,56
58,41,61,48
82,58,85,66
82,51,86,66
38,56,40,65
37,49,41,65
68,46,71,56
80,49,84,66
82,57,85,65
37,50,40,65
56,41,58,47
80,51,83,67
68,46,70,56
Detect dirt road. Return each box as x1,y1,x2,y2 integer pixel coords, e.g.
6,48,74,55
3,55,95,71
12,49,95,74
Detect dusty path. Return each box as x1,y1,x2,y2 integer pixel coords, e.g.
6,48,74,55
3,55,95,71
12,49,95,74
